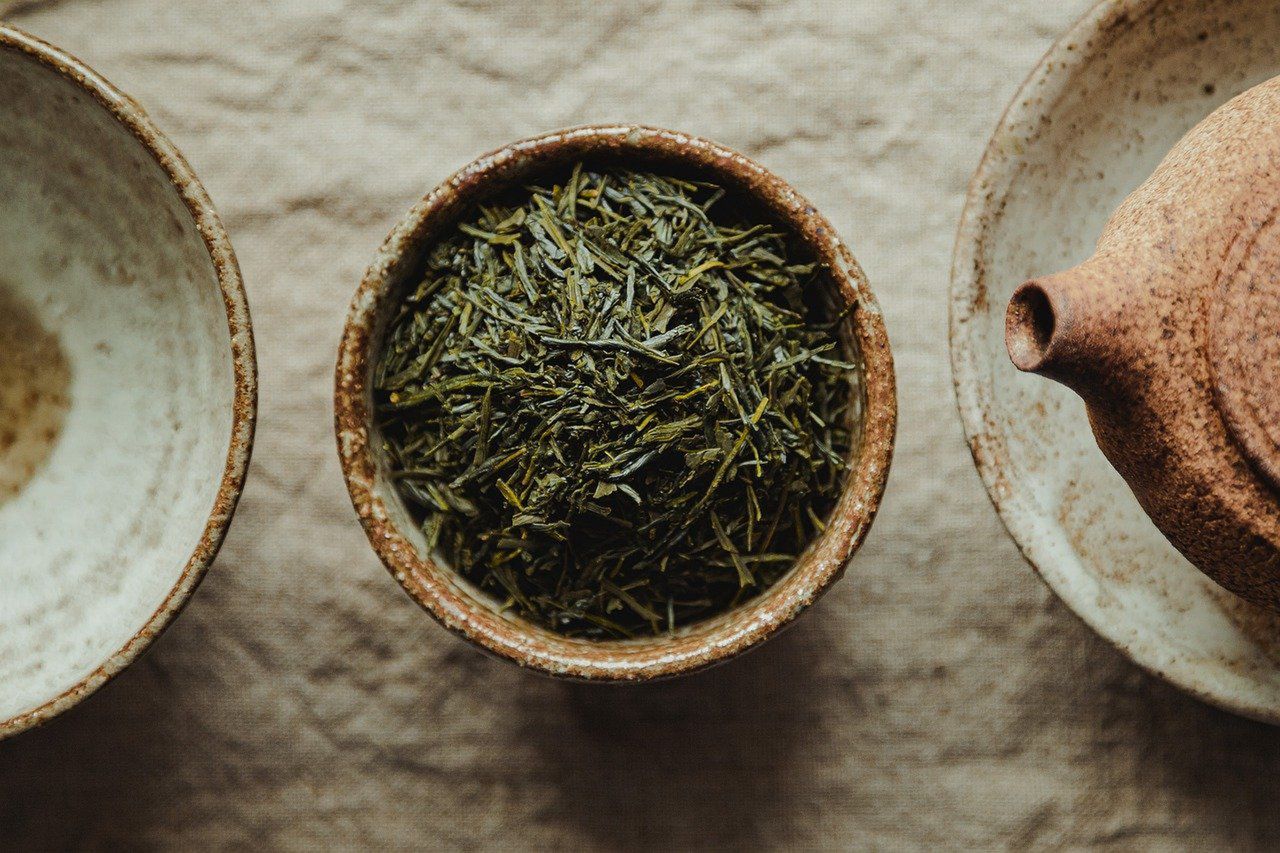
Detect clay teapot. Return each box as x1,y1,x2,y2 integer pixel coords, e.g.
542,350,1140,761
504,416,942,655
1005,76,1280,610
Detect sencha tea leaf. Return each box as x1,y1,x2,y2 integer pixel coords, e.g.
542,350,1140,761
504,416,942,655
375,164,859,639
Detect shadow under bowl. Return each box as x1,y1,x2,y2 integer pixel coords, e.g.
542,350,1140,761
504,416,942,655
335,125,894,681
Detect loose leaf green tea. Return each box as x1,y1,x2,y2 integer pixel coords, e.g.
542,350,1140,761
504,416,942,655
375,164,859,638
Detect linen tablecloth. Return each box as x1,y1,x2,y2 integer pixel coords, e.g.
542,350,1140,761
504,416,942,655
2,0,1278,848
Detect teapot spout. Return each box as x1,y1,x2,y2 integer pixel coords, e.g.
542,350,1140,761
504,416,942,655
1005,261,1133,405
1005,278,1062,374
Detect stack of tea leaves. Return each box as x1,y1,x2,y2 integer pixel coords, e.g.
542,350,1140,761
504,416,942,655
375,165,857,638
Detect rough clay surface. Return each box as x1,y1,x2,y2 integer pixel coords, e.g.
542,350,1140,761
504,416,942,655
2,0,1278,849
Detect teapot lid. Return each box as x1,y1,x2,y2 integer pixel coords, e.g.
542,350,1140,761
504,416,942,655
1209,207,1280,494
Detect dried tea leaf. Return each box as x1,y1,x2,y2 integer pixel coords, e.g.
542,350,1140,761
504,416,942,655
374,165,860,639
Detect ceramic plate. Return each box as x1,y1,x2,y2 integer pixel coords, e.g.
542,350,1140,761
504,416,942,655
951,0,1280,723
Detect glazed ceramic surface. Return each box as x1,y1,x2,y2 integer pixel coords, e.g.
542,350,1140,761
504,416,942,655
952,0,1280,722
336,125,896,681
1005,75,1280,609
0,28,255,737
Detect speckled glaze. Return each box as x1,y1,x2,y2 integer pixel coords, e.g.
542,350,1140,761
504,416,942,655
952,0,1280,722
0,27,256,738
336,125,896,681
1006,75,1280,609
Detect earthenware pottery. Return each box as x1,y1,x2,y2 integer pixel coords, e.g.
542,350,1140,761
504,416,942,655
952,0,1280,722
336,125,896,681
1006,73,1280,609
0,26,256,738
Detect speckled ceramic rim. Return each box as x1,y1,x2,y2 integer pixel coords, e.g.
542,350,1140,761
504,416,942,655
336,125,896,681
0,26,258,739
949,0,1280,724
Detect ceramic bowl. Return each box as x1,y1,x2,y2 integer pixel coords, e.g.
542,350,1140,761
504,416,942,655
336,125,896,681
0,27,256,737
951,0,1280,722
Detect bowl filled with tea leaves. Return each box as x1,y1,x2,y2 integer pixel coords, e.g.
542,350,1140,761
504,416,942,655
336,125,894,680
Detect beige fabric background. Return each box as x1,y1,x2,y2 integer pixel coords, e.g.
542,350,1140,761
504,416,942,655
2,0,1279,849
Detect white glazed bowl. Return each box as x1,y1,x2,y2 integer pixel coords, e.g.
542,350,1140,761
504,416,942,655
0,27,255,737
951,0,1280,723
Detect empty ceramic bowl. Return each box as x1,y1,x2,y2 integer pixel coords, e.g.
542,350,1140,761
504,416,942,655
0,27,256,737
336,125,896,681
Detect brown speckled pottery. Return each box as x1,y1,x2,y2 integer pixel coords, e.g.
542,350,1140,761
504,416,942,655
0,26,256,738
953,0,1280,722
1006,75,1280,610
335,125,896,681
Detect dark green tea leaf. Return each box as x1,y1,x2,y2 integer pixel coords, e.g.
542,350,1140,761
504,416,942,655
374,166,859,639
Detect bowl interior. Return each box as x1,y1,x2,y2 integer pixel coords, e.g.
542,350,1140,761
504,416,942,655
342,128,893,677
952,0,1280,720
0,42,237,723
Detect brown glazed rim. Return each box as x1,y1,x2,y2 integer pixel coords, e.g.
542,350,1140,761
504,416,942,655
336,125,896,681
0,26,258,738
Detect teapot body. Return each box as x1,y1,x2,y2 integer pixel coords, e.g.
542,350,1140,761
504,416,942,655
1006,76,1280,608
